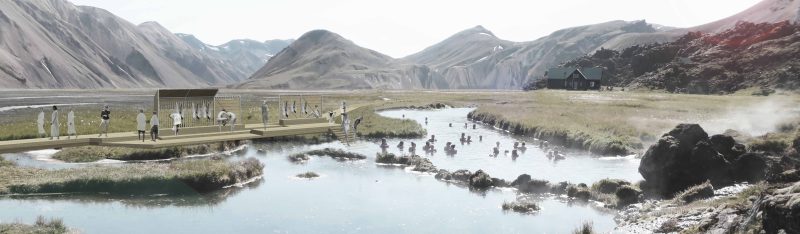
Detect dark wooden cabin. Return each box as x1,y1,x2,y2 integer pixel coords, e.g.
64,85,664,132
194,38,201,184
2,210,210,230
545,67,602,90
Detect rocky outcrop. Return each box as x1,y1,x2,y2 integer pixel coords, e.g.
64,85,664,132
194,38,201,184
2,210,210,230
639,124,767,197
761,181,800,234
374,153,437,173
468,170,494,189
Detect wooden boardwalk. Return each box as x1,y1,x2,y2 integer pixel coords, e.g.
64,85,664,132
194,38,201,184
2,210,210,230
0,119,338,154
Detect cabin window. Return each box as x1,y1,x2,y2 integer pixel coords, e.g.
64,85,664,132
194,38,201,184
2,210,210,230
590,81,595,87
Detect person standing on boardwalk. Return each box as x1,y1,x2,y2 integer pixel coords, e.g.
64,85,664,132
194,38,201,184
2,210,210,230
170,107,183,136
150,111,159,141
261,101,269,130
67,109,77,139
136,109,147,142
49,106,59,140
99,105,110,137
227,111,237,131
37,109,46,138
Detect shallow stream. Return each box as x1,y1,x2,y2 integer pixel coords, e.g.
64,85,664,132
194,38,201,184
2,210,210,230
0,108,642,233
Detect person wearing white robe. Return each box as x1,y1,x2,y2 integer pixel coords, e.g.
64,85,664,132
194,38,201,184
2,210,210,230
260,101,269,130
49,106,59,140
136,109,147,142
67,109,77,139
37,109,46,138
227,112,237,131
217,109,229,131
170,107,183,136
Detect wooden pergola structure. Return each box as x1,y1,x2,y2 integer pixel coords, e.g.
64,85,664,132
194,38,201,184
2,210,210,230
154,89,241,129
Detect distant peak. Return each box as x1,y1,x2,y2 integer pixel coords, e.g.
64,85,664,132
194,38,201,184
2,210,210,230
460,25,495,37
297,29,346,43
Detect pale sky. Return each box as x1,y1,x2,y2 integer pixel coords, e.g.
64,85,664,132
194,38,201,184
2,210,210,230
70,0,761,58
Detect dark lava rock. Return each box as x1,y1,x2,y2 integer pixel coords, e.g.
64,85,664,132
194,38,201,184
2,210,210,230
615,185,641,207
639,124,733,197
520,179,551,194
730,153,767,182
761,181,800,234
676,181,714,204
491,177,509,187
510,174,532,187
710,134,743,160
435,169,452,180
769,169,800,183
451,169,472,182
468,170,494,189
551,181,571,194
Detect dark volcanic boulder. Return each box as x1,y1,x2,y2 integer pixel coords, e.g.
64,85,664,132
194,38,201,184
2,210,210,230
522,179,551,194
451,169,472,182
491,177,509,187
468,170,494,189
761,182,800,234
510,174,532,187
639,124,732,197
710,134,742,160
730,153,767,182
435,169,452,180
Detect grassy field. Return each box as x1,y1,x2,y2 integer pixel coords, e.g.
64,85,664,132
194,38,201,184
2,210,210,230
2,89,797,155
0,158,263,195
0,216,69,234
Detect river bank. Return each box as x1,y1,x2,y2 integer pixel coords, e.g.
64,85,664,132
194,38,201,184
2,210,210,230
0,157,263,195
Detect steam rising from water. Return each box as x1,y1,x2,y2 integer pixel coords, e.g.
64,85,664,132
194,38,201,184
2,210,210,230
701,96,800,136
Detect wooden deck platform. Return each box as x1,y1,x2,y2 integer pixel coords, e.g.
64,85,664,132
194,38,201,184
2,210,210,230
0,120,338,154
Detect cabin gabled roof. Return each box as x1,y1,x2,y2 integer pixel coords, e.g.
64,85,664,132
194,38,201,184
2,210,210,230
546,67,602,81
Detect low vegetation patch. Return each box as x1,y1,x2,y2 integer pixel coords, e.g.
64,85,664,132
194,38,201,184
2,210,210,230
572,222,595,234
501,201,540,214
675,181,714,204
349,106,427,139
375,153,437,172
0,216,68,234
592,178,631,194
0,158,263,195
305,148,366,161
287,153,310,163
0,157,13,167
296,171,320,179
52,142,242,163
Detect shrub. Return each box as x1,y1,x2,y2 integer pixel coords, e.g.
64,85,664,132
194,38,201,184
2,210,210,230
296,172,319,179
592,178,630,194
572,222,594,234
501,201,540,213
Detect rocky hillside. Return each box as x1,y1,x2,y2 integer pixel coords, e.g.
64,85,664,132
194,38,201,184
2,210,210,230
240,21,674,89
561,21,800,93
0,0,259,89
431,20,677,89
177,35,293,76
239,30,447,89
693,0,800,33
